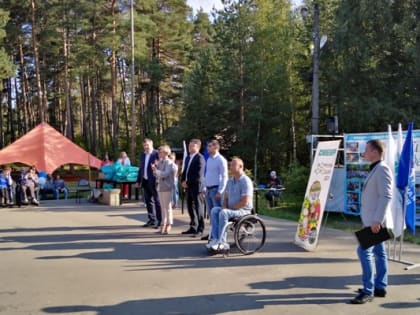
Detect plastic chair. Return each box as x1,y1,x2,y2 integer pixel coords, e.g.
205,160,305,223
74,179,92,203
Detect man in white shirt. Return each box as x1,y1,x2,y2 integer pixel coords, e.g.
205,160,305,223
201,139,228,240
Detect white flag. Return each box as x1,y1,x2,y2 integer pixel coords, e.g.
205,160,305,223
384,125,404,237
181,140,188,173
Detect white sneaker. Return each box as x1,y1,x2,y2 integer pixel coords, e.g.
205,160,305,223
206,239,218,249
211,242,230,251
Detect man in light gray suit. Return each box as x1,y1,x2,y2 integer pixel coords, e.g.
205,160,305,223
351,139,392,304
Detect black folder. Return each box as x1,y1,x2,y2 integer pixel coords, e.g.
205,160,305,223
355,226,393,250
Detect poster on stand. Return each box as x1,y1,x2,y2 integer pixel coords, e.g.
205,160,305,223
344,130,420,216
295,140,341,251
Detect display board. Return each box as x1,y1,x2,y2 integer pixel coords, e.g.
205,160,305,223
295,140,341,251
343,130,420,215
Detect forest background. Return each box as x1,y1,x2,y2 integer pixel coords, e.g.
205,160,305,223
0,0,419,185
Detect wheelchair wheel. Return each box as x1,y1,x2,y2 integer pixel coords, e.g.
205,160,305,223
234,215,266,255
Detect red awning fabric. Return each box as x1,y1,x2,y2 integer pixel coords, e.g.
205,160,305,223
0,122,102,173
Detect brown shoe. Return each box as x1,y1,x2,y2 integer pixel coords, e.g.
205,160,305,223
165,225,171,234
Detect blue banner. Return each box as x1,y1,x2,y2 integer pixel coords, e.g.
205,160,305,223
397,122,416,234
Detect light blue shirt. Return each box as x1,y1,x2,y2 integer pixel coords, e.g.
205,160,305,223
205,152,228,194
225,173,253,210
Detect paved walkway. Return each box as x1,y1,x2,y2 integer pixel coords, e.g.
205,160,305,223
1,200,420,315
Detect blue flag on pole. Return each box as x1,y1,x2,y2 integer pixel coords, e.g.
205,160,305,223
396,122,416,234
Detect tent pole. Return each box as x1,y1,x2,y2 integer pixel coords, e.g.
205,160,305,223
88,153,91,183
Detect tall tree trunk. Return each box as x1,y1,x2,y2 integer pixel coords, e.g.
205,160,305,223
129,0,137,163
110,0,118,154
80,75,91,148
7,78,15,142
118,59,130,148
13,76,23,136
18,40,29,133
30,0,45,122
63,20,73,139
0,82,3,147
239,47,245,127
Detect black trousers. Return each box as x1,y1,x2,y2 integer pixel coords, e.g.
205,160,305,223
186,188,204,233
142,179,162,224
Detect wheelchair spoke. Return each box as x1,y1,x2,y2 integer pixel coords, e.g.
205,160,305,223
234,216,266,255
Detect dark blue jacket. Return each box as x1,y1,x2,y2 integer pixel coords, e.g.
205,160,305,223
137,150,159,184
181,153,205,193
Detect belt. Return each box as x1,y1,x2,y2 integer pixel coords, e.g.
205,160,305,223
206,185,218,190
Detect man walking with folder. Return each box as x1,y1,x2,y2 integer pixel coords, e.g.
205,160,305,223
351,139,392,304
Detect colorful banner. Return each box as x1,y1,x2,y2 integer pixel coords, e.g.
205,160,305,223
343,129,420,216
295,140,341,251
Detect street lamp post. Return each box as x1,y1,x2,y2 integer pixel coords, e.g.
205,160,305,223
311,2,320,136
130,0,137,160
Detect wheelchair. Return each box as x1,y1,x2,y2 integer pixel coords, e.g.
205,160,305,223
208,211,266,256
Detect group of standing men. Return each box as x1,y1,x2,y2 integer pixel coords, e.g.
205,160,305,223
136,138,254,250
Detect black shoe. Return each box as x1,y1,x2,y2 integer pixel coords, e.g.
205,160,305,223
350,292,374,304
193,231,203,238
200,234,209,240
374,288,386,297
357,288,387,297
142,221,155,227
153,222,161,229
181,228,196,235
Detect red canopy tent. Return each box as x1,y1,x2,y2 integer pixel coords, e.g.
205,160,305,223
0,122,102,174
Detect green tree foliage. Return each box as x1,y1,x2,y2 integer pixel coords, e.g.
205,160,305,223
328,0,420,132
0,9,14,82
0,0,419,183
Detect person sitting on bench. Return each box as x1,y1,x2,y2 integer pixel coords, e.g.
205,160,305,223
0,166,13,206
39,174,54,200
22,166,39,205
207,157,253,252
53,174,68,200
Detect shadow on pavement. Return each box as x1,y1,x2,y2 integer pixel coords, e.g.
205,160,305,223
42,291,355,315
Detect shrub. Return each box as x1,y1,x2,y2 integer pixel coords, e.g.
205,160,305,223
284,162,309,194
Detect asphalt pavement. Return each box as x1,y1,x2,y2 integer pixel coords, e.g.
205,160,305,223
1,199,420,315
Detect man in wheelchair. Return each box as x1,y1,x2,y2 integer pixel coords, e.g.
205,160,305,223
206,157,253,252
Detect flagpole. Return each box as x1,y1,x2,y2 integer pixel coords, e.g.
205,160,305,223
388,122,420,269
399,188,407,261
181,140,187,215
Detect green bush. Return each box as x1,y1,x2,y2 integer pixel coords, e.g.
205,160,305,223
284,162,309,194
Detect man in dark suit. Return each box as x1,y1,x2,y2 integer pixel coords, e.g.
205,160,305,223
181,139,205,236
137,138,162,228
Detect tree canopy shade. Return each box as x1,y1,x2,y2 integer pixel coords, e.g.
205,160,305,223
0,123,102,173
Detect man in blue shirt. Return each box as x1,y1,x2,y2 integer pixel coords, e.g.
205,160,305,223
53,174,68,200
207,157,253,251
201,139,228,240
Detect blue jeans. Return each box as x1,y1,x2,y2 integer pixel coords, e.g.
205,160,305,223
172,179,179,206
54,188,68,200
210,207,251,243
205,187,221,213
357,242,388,295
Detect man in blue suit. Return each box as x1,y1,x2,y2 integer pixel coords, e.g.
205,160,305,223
181,139,206,236
137,138,162,228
